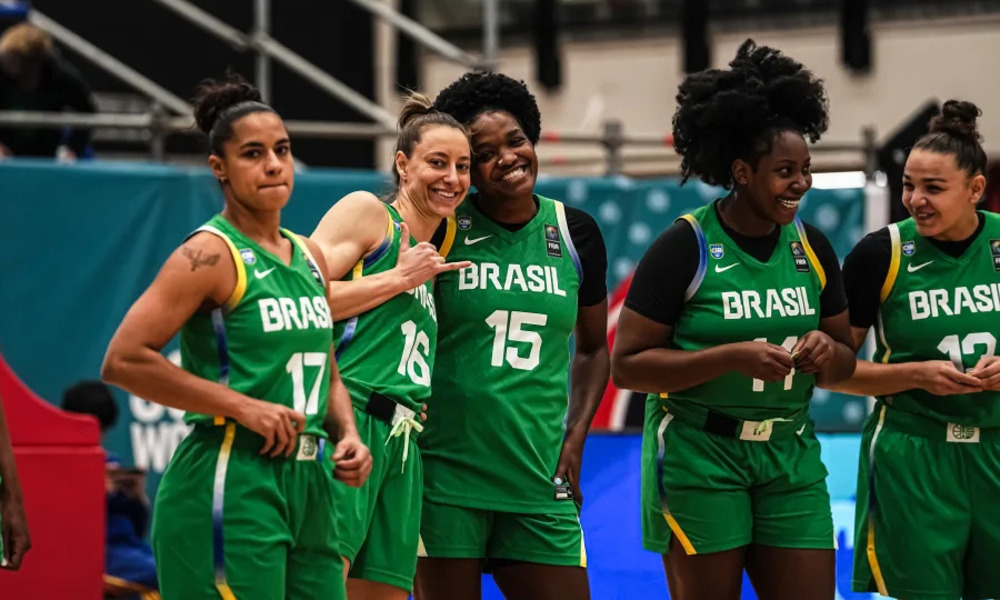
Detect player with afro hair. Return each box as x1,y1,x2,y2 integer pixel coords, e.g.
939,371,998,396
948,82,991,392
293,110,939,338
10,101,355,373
612,39,856,600
417,71,610,600
432,71,542,147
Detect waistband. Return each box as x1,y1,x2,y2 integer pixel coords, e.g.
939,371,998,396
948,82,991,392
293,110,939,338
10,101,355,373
874,401,1000,444
663,400,810,442
193,422,327,461
365,391,419,433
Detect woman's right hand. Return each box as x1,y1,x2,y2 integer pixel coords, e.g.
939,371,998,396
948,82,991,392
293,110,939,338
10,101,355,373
393,222,471,289
914,360,983,396
235,399,307,457
729,340,795,382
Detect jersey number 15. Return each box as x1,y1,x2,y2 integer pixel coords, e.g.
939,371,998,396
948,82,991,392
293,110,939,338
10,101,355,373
486,310,547,371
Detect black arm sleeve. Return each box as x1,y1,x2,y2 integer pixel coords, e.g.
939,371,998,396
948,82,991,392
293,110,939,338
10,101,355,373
565,207,608,306
842,228,892,329
623,219,698,326
803,223,849,318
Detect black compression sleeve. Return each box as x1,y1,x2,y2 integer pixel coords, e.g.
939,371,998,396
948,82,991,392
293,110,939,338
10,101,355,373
623,220,697,325
842,228,891,329
803,223,849,318
565,207,608,306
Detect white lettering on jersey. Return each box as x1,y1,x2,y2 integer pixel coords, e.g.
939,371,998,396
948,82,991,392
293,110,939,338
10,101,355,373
722,287,816,320
260,298,285,332
908,285,1000,320
526,265,546,292
312,297,332,328
259,297,331,331
504,264,528,292
404,284,438,322
457,263,568,297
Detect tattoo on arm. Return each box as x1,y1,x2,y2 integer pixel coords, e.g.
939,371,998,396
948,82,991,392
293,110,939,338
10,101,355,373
182,247,221,272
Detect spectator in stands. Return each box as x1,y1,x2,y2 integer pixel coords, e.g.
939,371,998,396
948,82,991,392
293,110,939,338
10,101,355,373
62,380,159,597
0,388,31,571
0,22,96,159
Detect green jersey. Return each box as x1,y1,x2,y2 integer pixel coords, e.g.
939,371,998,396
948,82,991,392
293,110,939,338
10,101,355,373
875,213,1000,427
333,203,438,413
659,202,826,421
180,214,333,437
423,195,581,513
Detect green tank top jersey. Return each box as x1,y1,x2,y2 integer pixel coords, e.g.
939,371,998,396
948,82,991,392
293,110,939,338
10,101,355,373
423,194,583,513
875,213,1000,427
332,203,438,413
657,201,827,421
179,214,333,437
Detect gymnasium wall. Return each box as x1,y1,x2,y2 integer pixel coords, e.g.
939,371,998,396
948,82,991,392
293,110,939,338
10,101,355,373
420,16,1000,173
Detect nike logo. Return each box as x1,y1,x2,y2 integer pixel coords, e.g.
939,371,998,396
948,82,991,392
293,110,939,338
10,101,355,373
907,261,934,273
715,263,739,273
254,267,276,279
464,235,492,246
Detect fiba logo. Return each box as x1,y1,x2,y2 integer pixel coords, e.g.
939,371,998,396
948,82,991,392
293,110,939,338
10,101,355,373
990,239,1000,272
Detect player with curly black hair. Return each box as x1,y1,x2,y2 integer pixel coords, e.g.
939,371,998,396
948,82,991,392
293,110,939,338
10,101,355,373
416,71,609,600
826,100,1000,600
611,40,855,600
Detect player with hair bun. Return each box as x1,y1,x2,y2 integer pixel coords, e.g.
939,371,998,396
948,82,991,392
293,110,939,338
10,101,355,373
102,72,370,600
612,40,855,599
416,71,609,600
827,100,1000,600
310,92,472,600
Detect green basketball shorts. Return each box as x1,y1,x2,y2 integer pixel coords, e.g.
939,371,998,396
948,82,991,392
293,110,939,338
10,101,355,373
641,401,834,555
419,497,587,567
853,402,1000,600
332,403,423,592
152,423,345,600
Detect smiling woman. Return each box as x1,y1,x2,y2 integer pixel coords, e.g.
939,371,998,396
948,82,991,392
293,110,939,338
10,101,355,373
308,92,473,600
827,100,1000,600
415,71,610,600
610,39,856,600
100,72,370,600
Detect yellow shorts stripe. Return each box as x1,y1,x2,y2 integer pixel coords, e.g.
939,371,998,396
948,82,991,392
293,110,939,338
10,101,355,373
865,405,889,596
213,423,238,599
655,409,697,555
664,514,697,555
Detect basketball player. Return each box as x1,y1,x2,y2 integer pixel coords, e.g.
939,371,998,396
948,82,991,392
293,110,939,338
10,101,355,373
310,93,471,599
101,73,370,600
415,71,609,600
612,40,856,600
827,100,1000,600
